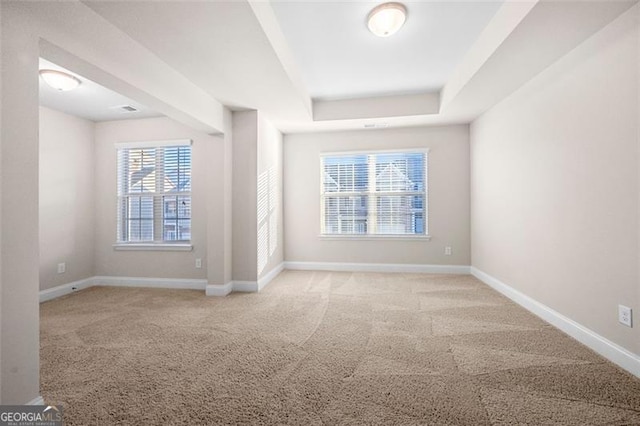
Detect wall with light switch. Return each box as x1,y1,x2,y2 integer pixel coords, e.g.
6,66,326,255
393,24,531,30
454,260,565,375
470,6,639,356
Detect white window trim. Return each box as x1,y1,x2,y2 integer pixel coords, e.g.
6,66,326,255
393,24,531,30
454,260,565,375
115,138,192,149
113,243,193,251
320,147,430,156
318,234,431,241
319,148,429,239
115,139,193,247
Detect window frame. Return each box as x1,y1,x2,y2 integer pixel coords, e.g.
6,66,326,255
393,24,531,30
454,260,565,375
319,148,430,240
113,139,193,251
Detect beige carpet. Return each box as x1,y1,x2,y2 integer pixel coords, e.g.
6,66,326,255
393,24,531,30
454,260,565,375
40,271,640,425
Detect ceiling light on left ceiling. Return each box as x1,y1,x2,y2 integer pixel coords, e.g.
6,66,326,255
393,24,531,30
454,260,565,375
367,2,407,37
39,69,82,91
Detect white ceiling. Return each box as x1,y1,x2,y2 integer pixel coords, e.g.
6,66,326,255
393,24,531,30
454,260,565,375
46,0,631,134
83,0,504,131
271,1,503,100
39,58,162,122
85,1,312,123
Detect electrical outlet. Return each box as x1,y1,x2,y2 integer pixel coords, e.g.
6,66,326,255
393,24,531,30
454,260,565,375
57,263,66,274
618,305,632,327
195,258,202,269
444,246,452,256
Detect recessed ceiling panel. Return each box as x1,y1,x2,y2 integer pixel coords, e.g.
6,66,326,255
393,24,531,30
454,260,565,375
271,1,503,100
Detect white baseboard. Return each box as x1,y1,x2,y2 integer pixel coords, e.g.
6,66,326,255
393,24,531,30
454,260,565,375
206,263,285,296
41,276,208,302
40,269,287,301
40,262,468,302
232,280,258,292
40,277,94,303
283,261,470,275
206,282,233,297
93,276,207,290
470,267,640,378
258,262,284,291
26,396,44,405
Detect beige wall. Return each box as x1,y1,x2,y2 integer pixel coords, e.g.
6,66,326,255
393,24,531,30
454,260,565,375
257,114,284,279
284,126,470,265
207,107,233,286
94,117,220,279
1,2,40,404
232,111,258,282
471,6,640,355
39,107,95,290
232,110,284,282
40,108,233,285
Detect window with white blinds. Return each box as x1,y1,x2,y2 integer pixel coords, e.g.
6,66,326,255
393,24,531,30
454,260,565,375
321,150,427,236
116,139,192,244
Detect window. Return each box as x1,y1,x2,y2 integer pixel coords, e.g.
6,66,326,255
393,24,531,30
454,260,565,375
321,150,427,236
116,139,192,245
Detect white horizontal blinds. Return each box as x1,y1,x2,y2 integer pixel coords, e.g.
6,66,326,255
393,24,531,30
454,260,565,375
116,142,192,243
374,152,426,235
321,151,427,235
117,148,156,242
322,155,369,234
161,146,192,241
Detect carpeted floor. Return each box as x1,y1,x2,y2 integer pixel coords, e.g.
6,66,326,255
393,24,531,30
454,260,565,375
40,271,640,425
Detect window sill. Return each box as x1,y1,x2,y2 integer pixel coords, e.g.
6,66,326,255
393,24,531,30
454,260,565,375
113,243,193,252
318,234,431,241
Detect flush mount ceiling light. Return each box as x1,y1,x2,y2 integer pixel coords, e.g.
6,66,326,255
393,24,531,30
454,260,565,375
367,2,407,37
39,69,81,91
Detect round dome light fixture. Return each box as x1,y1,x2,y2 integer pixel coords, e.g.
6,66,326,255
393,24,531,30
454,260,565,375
39,69,81,91
367,2,407,37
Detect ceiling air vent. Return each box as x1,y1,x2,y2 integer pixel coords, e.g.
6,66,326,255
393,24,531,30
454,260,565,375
364,123,389,129
110,105,139,113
